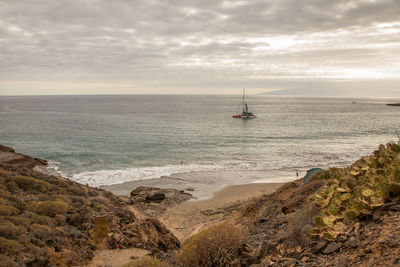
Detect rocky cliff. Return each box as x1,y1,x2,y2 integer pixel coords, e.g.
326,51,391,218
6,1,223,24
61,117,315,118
0,145,180,267
236,143,400,266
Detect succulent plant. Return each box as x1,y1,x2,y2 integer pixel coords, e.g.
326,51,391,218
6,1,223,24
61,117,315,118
310,142,400,241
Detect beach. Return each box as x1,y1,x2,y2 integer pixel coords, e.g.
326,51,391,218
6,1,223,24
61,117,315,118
105,177,283,242
101,169,288,241
159,182,283,241
101,169,295,199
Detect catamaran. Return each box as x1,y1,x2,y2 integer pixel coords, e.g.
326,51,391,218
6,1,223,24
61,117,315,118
233,88,256,119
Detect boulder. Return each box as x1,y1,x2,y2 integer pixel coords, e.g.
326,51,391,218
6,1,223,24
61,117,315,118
146,193,166,203
323,242,342,254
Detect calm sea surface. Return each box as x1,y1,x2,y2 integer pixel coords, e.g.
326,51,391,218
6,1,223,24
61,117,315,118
1,95,399,186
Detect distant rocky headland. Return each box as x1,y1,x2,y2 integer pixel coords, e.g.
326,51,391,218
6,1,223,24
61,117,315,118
1,143,400,266
387,103,400,106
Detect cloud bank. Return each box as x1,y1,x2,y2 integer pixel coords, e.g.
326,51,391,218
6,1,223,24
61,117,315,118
0,0,400,96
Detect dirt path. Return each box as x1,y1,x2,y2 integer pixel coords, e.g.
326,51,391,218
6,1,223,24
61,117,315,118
86,247,149,267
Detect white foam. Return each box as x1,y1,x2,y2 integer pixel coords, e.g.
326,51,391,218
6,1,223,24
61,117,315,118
70,163,227,187
33,160,68,178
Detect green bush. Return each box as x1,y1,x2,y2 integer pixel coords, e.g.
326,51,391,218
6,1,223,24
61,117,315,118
12,175,51,193
123,256,170,267
25,200,70,217
177,222,246,267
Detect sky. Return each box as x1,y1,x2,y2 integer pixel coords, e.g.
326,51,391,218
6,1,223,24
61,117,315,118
0,0,400,97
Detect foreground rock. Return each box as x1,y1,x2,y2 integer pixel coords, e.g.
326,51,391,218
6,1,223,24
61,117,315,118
130,186,192,205
0,146,180,266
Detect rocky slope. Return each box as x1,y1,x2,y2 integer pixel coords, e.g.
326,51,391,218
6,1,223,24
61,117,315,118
0,145,180,267
235,143,400,266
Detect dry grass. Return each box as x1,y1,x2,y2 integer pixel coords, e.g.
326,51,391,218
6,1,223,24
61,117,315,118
25,200,70,217
0,205,19,216
0,236,24,255
177,222,246,267
123,256,171,267
12,175,52,192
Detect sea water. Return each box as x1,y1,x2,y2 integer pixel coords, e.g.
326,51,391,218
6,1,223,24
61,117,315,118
1,95,400,188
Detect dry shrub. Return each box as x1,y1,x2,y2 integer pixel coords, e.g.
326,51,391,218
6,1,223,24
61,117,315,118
12,175,51,192
285,203,320,247
0,254,18,267
26,200,70,217
0,169,12,178
67,185,89,197
0,236,24,255
0,221,25,239
177,222,246,267
29,224,52,239
5,215,32,227
22,211,55,226
0,205,19,216
123,256,170,267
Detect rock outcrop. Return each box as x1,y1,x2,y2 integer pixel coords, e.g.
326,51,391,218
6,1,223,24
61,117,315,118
235,143,400,266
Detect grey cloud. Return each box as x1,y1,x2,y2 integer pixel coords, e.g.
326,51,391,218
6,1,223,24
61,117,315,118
0,0,399,95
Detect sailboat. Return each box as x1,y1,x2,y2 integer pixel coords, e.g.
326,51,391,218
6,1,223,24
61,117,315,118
232,88,256,119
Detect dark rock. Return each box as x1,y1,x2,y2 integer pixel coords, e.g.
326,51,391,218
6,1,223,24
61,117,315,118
131,186,159,197
0,144,15,152
344,237,357,248
146,193,166,203
311,241,327,253
323,242,342,254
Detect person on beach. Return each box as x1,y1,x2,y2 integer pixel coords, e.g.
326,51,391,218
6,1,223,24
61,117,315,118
296,170,299,179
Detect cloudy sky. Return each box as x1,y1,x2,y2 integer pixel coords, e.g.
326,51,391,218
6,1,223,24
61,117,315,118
1,0,400,96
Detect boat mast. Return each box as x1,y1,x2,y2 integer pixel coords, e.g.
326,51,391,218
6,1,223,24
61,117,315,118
242,88,245,113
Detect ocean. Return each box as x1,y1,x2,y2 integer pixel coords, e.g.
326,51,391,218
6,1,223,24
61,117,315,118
1,95,399,195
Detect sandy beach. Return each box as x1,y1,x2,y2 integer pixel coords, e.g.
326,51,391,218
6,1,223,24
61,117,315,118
101,170,289,242
101,169,295,199
124,182,283,242
160,182,283,241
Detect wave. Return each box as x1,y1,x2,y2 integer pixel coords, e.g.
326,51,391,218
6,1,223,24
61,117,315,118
70,163,228,187
48,144,378,188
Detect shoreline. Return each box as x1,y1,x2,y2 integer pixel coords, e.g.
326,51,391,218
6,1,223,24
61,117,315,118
101,169,296,200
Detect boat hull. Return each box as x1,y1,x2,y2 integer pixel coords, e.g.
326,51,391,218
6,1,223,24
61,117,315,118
232,115,256,119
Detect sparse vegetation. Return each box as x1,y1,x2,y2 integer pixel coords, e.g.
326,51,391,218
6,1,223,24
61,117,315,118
123,256,171,267
177,222,246,267
25,200,70,217
12,175,52,192
0,147,180,266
